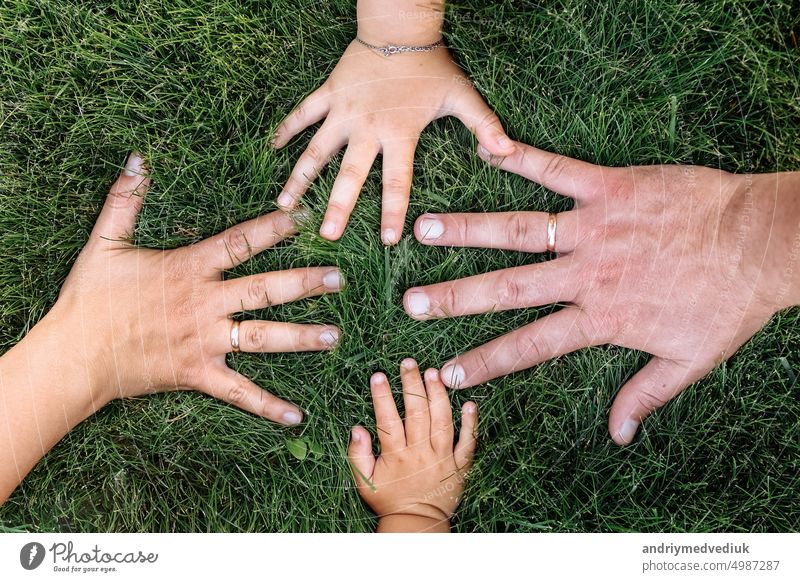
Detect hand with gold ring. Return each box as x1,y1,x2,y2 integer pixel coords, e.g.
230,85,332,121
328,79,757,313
404,140,800,445
0,152,344,503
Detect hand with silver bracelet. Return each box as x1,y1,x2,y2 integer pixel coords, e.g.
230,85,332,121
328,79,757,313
272,0,516,245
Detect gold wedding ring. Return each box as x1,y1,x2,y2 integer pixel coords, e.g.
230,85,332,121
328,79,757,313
230,320,241,353
546,213,558,253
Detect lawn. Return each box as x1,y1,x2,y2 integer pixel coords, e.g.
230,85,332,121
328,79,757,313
0,0,798,532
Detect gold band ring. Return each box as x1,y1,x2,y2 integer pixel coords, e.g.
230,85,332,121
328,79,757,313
230,320,241,353
546,213,558,253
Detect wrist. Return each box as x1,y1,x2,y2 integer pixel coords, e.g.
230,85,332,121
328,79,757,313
377,513,451,533
357,0,444,46
735,172,800,311
29,303,115,410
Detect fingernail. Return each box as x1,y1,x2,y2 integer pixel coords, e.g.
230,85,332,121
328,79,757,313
381,228,397,245
320,221,336,237
323,270,342,290
424,368,439,382
618,419,639,444
417,215,444,242
464,402,477,414
277,192,294,208
401,358,416,370
351,428,361,442
405,290,430,317
477,145,491,159
283,410,303,425
498,136,513,150
370,372,386,386
320,328,340,347
441,363,466,387
124,152,144,176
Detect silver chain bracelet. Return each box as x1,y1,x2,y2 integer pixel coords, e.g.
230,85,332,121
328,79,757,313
355,37,445,57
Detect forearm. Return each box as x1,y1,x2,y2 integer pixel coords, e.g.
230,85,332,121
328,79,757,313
0,311,109,504
357,0,444,45
377,514,451,533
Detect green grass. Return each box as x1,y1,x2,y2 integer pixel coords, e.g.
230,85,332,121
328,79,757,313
1,0,799,532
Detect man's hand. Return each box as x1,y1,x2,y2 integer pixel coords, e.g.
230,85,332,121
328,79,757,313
404,141,800,444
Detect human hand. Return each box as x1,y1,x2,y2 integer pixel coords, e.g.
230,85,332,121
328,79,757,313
404,141,800,444
55,153,343,425
272,40,515,244
347,359,477,532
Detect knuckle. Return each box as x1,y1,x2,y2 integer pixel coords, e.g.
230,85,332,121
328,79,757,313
439,284,458,316
223,227,251,258
508,213,530,247
303,141,324,165
497,277,525,307
542,154,569,184
245,325,268,350
293,103,307,121
246,276,272,306
513,330,547,363
226,383,249,406
479,110,502,130
591,258,624,287
383,175,410,197
635,389,669,413
339,162,366,181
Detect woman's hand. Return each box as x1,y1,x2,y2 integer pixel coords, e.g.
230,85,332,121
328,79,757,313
347,359,477,532
403,141,800,445
272,40,515,245
55,153,343,424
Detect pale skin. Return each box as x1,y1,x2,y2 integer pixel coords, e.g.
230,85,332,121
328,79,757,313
403,141,800,445
272,0,515,244
0,153,344,504
348,359,478,532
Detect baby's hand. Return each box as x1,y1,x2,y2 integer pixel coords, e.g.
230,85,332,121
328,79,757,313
348,358,478,532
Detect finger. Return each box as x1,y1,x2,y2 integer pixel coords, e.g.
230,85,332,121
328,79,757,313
218,321,340,354
453,401,478,470
272,86,331,149
219,267,343,312
424,368,454,453
380,139,418,245
400,358,430,447
201,367,303,425
198,210,300,271
371,372,405,453
608,358,711,446
414,211,577,253
319,142,380,240
91,152,150,244
440,307,600,389
449,87,515,157
348,426,377,488
403,259,577,321
477,141,609,202
277,124,346,210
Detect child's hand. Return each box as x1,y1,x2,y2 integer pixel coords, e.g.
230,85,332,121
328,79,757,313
348,358,478,532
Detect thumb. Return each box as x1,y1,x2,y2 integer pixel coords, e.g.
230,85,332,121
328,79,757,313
91,152,150,244
450,87,515,157
609,358,711,445
348,426,376,488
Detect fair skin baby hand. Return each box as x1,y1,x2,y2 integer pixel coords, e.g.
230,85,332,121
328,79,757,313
272,0,515,244
348,359,477,532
